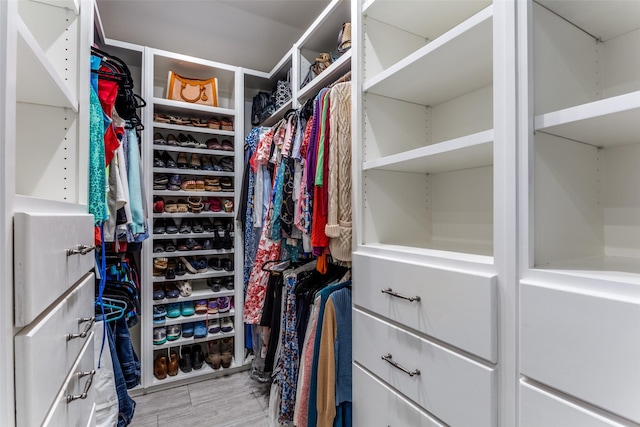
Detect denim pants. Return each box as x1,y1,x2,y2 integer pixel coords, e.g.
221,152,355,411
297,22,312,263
106,318,137,426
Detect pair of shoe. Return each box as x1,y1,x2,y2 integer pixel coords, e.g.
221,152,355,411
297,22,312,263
179,344,205,373
206,277,233,291
205,337,234,369
153,218,179,235
166,301,195,318
208,257,233,272
207,317,233,334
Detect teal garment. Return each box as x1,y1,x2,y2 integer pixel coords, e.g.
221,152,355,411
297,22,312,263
89,56,109,225
126,129,145,236
269,159,287,240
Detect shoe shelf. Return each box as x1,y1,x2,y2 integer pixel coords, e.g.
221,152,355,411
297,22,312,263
153,98,236,118
152,248,235,258
153,231,235,240
297,50,352,105
153,330,236,350
260,99,294,127
153,212,235,219
153,196,235,205
153,144,235,157
153,122,235,138
364,6,493,108
153,168,234,177
153,270,235,283
527,1,640,280
153,289,235,307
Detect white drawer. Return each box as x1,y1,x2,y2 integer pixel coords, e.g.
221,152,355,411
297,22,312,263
521,282,640,424
14,212,95,326
520,381,629,427
353,364,445,427
15,273,95,427
42,333,96,427
353,308,497,427
353,252,497,362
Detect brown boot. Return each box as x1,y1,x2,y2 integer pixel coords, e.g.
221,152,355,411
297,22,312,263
168,351,179,376
220,337,233,368
206,339,221,369
154,355,168,380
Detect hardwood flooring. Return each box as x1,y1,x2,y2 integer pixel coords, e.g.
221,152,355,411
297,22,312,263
128,371,270,426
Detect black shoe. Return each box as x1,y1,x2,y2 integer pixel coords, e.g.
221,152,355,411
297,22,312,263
222,258,233,272
165,218,179,234
176,261,187,276
207,277,222,292
222,229,232,250
223,278,234,290
208,257,222,271
213,229,223,249
202,239,213,250
179,346,193,373
165,267,176,280
192,345,205,370
153,218,166,234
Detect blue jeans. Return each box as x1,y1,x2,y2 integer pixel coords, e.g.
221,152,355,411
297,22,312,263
107,319,137,426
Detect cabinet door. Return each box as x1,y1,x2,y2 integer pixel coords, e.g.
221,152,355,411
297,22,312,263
353,252,497,362
521,282,640,423
353,308,497,426
14,212,95,326
15,273,95,427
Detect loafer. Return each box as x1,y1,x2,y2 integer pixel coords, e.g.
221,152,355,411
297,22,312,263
154,354,167,380
179,346,193,373
181,322,195,338
181,300,195,316
166,303,181,318
193,321,207,339
166,324,181,341
153,327,167,345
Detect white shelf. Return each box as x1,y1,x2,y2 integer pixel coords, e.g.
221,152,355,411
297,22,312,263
149,359,242,386
364,6,492,107
153,232,234,241
161,309,236,327
534,255,640,285
16,17,78,111
297,0,350,52
297,50,352,104
153,289,235,306
153,97,236,117
152,330,236,350
363,0,491,41
360,242,494,266
534,91,640,148
152,144,235,157
30,0,79,14
363,130,494,174
152,249,235,258
153,270,235,283
153,212,235,219
153,122,235,138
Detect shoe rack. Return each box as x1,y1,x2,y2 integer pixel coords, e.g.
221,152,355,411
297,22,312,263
143,47,246,388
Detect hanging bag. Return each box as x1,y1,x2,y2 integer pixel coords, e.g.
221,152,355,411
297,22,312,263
166,71,218,107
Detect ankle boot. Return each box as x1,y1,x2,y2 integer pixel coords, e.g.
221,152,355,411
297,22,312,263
179,346,192,373
168,351,179,376
154,355,168,380
220,337,234,369
206,339,221,369
192,344,205,370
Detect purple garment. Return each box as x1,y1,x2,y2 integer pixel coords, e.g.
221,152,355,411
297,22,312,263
305,89,329,192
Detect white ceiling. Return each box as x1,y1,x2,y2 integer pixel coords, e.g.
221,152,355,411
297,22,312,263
96,0,331,72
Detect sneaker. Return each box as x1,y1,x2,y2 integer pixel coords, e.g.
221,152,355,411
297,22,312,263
207,299,219,314
153,305,167,325
208,318,221,334
153,327,167,345
166,302,181,318
166,324,181,341
220,317,234,333
194,321,207,339
182,322,195,338
217,296,230,313
194,299,208,315
181,300,195,316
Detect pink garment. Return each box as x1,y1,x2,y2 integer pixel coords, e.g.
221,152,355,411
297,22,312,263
295,294,322,427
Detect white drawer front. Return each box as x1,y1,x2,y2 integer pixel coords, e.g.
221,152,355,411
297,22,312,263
353,364,445,427
520,381,628,427
521,282,640,424
353,252,497,362
15,274,95,427
353,308,497,427
14,212,95,326
42,333,96,427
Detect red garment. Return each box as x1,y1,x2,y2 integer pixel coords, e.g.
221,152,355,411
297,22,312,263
97,66,121,165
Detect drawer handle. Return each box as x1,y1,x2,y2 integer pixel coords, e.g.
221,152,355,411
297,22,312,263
381,353,421,377
66,317,95,341
66,370,96,403
381,288,421,302
66,244,96,256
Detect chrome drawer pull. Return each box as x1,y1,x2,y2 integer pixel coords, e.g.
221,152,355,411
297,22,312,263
66,317,95,341
381,288,421,302
381,353,421,377
66,370,96,403
66,244,96,256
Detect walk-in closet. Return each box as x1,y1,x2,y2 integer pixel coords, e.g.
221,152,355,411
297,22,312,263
1,0,639,426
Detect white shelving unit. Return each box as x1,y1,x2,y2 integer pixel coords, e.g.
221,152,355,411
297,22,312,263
143,47,247,389
519,1,640,426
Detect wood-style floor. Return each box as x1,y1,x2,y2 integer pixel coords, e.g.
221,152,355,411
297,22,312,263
128,371,271,426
